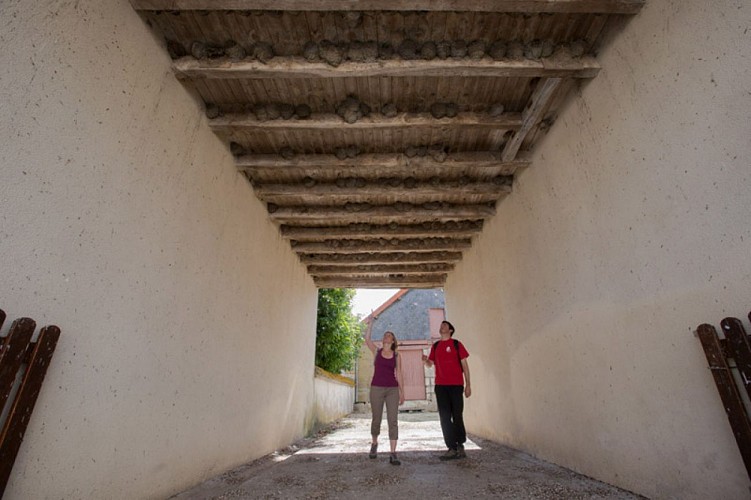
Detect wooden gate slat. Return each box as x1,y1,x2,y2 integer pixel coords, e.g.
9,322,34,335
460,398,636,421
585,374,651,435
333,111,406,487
0,325,60,496
722,317,751,401
0,319,36,416
697,323,751,479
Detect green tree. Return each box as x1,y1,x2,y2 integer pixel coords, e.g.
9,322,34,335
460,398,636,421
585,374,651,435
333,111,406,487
315,288,363,373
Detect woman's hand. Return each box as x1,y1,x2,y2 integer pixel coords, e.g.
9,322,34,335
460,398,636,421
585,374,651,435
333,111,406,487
399,391,405,405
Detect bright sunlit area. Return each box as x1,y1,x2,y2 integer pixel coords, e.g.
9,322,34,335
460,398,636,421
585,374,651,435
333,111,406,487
350,288,401,318
295,414,481,456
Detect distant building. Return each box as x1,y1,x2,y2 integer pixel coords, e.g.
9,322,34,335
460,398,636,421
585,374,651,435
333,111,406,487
356,289,445,409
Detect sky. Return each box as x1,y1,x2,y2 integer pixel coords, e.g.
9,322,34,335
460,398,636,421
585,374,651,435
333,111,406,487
351,288,400,318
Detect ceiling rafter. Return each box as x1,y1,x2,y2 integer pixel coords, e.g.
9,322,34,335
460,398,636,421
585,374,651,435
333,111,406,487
299,251,463,265
280,221,484,240
267,204,497,224
253,178,512,201
210,112,523,133
291,238,472,254
313,274,448,289
307,263,456,275
503,78,563,161
173,56,601,80
237,152,530,171
130,0,644,15
238,153,530,183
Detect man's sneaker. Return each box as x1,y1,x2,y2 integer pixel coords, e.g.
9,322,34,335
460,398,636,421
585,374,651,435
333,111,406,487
457,444,466,458
389,453,401,466
369,443,378,459
439,448,459,460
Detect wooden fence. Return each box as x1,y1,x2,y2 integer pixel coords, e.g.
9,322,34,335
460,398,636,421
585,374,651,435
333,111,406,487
696,309,751,481
0,309,60,497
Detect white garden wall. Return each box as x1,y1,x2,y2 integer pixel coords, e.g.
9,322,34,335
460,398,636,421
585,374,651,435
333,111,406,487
446,1,751,498
0,1,318,498
314,368,355,426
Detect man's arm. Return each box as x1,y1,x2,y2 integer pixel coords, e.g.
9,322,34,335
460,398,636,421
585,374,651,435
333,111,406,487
422,343,435,367
461,358,471,398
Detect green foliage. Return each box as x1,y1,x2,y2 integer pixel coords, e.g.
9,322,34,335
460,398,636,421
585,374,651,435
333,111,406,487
315,288,363,373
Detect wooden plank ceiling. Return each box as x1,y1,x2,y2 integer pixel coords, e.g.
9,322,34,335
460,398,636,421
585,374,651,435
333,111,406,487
129,0,643,288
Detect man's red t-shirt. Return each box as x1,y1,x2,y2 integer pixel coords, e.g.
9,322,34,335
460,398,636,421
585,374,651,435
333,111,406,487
429,338,469,386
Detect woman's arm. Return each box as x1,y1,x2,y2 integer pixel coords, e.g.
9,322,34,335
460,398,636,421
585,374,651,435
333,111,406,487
396,353,405,405
364,321,377,355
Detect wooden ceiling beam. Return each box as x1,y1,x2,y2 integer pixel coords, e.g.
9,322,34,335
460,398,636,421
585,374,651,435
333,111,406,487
211,112,521,133
313,274,447,289
238,153,530,178
238,152,528,170
291,238,472,254
502,77,562,161
261,193,502,206
174,56,600,80
280,221,484,240
253,179,512,200
268,203,496,224
299,251,462,265
307,263,456,275
132,1,644,15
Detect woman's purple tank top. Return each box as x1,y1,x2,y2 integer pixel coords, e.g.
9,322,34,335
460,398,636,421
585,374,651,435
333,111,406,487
371,349,398,387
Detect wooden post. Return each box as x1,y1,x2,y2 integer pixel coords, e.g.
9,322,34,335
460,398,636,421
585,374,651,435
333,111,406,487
0,319,36,417
696,323,751,480
0,311,60,497
722,318,751,401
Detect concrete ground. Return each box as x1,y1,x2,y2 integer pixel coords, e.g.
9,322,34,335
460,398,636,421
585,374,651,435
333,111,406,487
172,412,644,499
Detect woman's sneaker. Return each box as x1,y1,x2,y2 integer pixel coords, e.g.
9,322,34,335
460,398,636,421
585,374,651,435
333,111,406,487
457,444,466,458
439,448,459,460
389,453,401,466
369,443,378,459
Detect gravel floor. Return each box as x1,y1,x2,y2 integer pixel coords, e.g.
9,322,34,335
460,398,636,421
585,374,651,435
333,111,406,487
171,412,645,500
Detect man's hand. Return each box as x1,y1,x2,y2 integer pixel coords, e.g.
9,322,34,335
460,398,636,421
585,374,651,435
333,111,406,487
464,385,472,398
421,354,433,367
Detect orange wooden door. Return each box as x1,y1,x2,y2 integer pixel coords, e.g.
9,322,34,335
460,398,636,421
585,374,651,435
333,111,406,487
400,348,426,400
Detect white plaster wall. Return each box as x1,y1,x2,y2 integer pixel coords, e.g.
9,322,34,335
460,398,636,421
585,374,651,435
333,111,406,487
446,1,751,498
0,1,318,498
314,370,355,425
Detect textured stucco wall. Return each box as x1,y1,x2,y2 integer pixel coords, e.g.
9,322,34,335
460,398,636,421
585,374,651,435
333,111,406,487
0,1,318,498
446,1,751,499
314,369,355,426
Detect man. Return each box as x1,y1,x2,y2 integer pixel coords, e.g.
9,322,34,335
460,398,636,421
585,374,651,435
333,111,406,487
422,320,471,460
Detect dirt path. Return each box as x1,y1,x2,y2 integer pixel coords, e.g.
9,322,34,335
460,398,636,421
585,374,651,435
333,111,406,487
172,412,644,499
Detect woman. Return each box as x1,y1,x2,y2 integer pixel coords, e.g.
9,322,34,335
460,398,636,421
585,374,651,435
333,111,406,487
364,323,405,465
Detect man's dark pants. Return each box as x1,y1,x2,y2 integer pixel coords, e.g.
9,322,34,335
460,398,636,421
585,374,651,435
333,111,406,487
435,385,465,450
